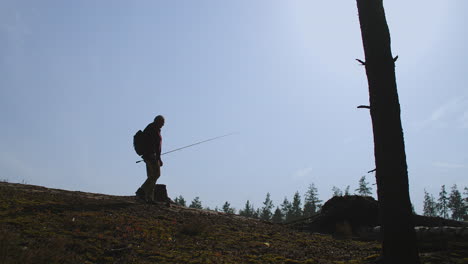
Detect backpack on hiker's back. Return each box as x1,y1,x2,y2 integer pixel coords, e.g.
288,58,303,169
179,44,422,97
133,129,151,156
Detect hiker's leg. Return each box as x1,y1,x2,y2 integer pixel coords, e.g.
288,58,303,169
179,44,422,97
142,160,160,201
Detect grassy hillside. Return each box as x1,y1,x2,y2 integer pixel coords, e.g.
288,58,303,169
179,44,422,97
0,182,466,264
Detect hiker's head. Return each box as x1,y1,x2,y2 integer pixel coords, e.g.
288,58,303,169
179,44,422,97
154,115,165,128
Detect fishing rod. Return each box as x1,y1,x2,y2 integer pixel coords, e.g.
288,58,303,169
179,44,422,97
136,132,237,163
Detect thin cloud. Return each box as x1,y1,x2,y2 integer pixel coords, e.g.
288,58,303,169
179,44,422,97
433,162,466,169
415,97,468,130
292,167,314,180
430,97,464,122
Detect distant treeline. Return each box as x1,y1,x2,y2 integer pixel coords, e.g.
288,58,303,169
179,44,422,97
174,176,376,223
422,184,467,221
174,177,468,223
174,184,322,223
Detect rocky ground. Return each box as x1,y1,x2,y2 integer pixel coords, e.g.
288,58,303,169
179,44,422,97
0,182,466,264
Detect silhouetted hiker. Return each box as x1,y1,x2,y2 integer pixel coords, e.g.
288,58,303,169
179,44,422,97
136,115,165,203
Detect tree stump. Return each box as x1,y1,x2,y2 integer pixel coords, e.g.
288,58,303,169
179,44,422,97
135,184,172,203
154,184,171,202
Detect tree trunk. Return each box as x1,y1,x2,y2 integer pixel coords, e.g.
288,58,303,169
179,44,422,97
355,0,420,263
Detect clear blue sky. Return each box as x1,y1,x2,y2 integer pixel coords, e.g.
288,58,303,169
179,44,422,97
1,0,467,214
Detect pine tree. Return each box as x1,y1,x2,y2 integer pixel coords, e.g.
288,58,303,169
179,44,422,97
437,185,449,219
239,200,255,218
174,195,186,207
253,208,261,219
303,183,322,218
332,186,343,197
344,185,351,196
189,197,203,209
289,192,303,222
222,201,235,214
272,207,284,223
422,189,437,217
448,184,464,221
355,176,372,196
464,187,468,220
281,197,292,222
260,193,274,221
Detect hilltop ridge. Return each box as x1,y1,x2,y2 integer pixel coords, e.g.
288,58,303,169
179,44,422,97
0,182,466,264
0,182,381,264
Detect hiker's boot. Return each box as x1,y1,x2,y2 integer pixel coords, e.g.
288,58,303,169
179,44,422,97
135,188,145,201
